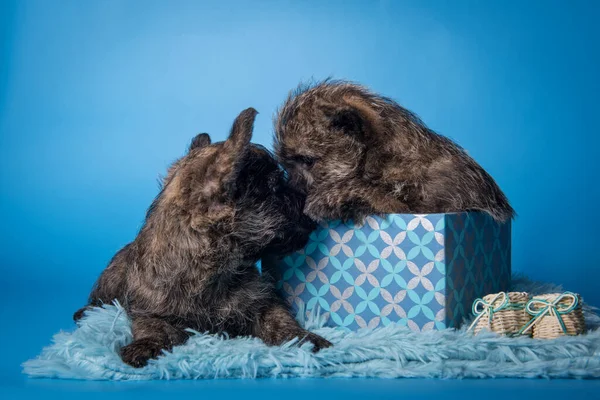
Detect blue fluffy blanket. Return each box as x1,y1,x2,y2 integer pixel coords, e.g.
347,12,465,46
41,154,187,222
22,277,600,380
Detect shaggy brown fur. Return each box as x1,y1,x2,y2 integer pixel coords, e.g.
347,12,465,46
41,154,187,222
274,80,515,223
74,108,331,368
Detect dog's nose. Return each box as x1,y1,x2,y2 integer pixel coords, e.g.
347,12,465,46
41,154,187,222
286,170,309,194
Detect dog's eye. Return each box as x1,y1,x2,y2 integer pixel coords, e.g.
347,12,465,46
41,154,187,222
291,155,316,168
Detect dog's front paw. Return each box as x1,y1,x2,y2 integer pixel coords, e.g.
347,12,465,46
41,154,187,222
120,338,164,368
301,332,332,353
73,306,90,322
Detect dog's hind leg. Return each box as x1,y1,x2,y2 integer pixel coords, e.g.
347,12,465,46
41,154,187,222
253,301,332,352
119,316,189,368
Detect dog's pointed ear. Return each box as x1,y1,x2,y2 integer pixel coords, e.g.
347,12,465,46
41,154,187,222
224,107,257,155
321,105,365,141
217,108,258,197
189,133,211,151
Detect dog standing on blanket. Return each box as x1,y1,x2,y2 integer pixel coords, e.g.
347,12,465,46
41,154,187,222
74,108,331,368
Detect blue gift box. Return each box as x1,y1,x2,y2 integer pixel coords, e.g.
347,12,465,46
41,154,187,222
265,212,511,331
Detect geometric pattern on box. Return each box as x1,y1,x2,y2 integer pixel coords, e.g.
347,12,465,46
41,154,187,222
272,212,511,332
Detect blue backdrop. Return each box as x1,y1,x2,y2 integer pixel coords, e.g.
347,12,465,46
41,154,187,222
1,0,599,393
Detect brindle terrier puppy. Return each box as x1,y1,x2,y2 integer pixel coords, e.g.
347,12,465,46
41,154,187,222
274,80,515,223
74,108,331,368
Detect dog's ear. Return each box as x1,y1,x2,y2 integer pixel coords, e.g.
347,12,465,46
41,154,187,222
224,107,257,154
320,101,384,180
321,104,365,142
189,133,211,151
219,107,258,197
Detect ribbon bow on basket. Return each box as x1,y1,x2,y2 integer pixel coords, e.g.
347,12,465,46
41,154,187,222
518,291,583,337
467,292,509,333
467,291,530,335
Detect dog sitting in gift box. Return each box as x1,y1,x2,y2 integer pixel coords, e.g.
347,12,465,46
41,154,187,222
274,80,514,223
74,108,331,368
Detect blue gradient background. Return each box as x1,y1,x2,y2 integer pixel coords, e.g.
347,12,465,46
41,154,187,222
1,0,599,398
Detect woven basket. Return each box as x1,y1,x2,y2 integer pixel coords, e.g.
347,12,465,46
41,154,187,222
527,293,585,339
471,292,530,336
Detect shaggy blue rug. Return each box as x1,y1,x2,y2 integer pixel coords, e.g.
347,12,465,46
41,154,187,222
23,277,600,380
